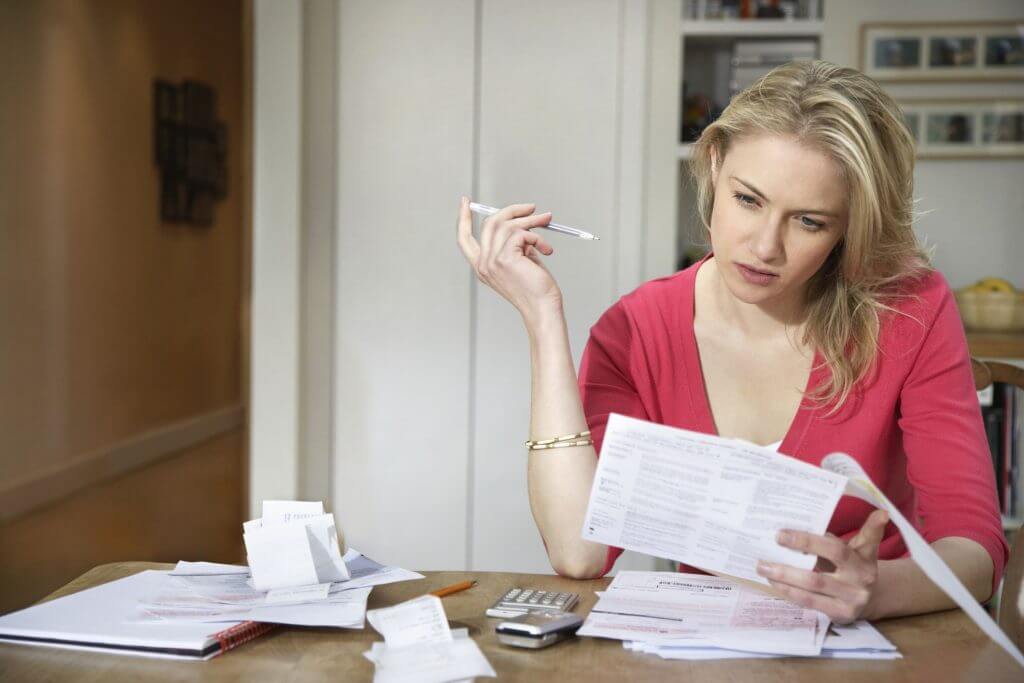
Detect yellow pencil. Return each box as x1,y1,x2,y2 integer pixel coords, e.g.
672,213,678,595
429,580,477,598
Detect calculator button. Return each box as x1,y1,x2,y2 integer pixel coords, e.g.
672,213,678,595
505,589,521,599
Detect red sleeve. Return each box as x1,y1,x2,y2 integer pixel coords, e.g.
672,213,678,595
897,284,1009,598
578,298,651,577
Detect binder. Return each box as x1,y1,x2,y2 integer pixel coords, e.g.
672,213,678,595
0,570,275,661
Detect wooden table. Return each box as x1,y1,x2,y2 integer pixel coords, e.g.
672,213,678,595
0,563,1021,681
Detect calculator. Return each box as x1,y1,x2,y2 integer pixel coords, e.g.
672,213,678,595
485,587,580,618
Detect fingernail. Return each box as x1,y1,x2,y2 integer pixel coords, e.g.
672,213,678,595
757,561,773,575
777,531,792,545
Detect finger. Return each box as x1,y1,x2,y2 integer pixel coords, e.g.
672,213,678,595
513,229,555,257
757,561,866,606
764,578,860,625
455,196,480,264
479,203,535,264
491,213,553,261
777,529,852,568
508,211,554,233
849,509,889,563
814,556,837,573
523,244,554,271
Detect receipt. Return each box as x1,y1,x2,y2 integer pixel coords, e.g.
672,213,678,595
365,599,495,683
367,595,451,649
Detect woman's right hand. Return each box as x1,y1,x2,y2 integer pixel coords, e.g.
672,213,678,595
455,197,563,324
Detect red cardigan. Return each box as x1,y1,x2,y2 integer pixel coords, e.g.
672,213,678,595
578,257,1008,595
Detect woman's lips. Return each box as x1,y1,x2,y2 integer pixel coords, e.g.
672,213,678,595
736,263,779,286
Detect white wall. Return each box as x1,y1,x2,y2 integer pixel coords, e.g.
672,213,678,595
327,0,676,573
472,0,643,572
251,0,677,572
331,0,476,570
822,0,1024,288
250,0,303,516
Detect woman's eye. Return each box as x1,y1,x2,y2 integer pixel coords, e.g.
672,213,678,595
800,216,825,230
733,192,757,208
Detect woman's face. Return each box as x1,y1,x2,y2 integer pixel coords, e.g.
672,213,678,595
709,134,848,314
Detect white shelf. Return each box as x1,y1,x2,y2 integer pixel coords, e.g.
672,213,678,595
678,143,695,160
1002,515,1023,532
681,19,823,38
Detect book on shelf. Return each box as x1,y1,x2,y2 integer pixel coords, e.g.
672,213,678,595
982,382,1022,520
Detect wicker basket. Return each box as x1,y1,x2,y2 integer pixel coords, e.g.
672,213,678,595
955,289,1024,332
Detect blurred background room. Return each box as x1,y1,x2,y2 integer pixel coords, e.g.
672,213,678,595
1,0,1022,614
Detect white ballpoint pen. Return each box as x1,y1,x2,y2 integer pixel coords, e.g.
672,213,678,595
468,202,600,241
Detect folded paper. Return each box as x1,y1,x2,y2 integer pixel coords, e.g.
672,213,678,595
243,500,350,590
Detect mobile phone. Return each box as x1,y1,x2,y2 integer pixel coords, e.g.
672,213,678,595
495,611,584,649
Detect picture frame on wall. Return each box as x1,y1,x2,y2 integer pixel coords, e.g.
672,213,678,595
861,21,1024,81
899,99,1024,159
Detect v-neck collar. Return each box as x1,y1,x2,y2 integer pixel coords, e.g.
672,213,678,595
681,253,822,455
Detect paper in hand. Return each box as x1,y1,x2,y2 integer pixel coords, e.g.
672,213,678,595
581,414,847,584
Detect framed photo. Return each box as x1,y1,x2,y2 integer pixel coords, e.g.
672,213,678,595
899,99,1024,158
861,21,1024,81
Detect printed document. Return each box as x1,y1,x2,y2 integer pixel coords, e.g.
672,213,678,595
578,571,829,657
625,620,899,660
581,414,846,584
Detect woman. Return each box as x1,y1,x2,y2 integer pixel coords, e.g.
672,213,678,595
454,60,1006,624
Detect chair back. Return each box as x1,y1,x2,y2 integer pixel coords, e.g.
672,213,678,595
972,358,1024,650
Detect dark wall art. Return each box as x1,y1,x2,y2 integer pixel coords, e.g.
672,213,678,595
153,79,227,226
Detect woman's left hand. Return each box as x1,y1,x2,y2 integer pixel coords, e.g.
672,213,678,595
756,509,889,624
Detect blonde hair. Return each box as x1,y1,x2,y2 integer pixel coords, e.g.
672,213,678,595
689,60,931,411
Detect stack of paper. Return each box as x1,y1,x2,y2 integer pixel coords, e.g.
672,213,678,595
579,570,839,658
624,619,900,660
0,571,265,660
364,595,496,683
135,548,423,628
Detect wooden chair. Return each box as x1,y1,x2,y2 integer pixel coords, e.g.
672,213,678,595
971,358,1024,650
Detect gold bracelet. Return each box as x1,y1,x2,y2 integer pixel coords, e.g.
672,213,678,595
524,429,591,448
527,438,594,451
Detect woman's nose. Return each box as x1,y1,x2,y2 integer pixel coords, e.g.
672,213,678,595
750,219,784,263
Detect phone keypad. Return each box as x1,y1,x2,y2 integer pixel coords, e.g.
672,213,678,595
487,587,579,617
